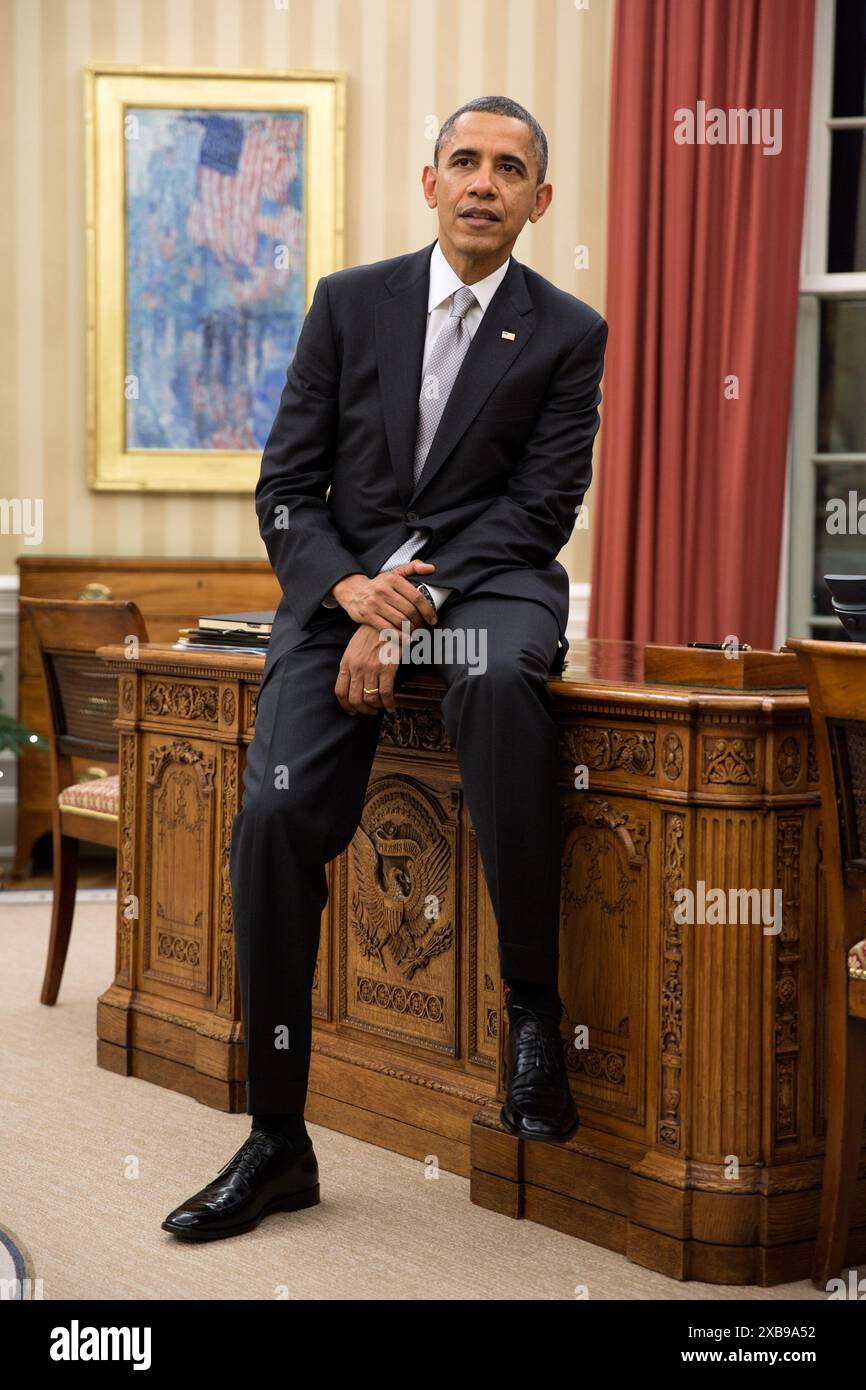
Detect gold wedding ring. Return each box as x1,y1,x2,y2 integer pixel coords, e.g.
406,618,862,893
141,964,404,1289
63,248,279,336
363,686,380,695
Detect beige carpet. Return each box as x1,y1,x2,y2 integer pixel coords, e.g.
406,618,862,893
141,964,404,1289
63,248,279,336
0,894,827,1302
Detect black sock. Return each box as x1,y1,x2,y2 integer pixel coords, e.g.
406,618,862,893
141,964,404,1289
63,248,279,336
506,977,563,1022
250,1112,309,1149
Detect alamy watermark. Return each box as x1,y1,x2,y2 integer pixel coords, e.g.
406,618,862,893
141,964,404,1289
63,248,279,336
826,491,866,535
674,880,782,935
0,497,43,545
49,1320,151,1369
378,619,487,673
674,101,782,156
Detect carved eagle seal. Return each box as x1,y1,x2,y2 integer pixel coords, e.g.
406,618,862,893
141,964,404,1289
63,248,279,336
350,820,452,979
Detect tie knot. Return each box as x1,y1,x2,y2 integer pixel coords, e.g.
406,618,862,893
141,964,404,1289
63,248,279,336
450,285,477,319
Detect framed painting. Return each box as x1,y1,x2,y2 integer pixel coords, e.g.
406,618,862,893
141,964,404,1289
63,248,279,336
85,64,345,491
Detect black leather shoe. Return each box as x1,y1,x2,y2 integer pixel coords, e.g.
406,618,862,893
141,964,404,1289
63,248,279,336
161,1130,320,1241
500,1003,579,1144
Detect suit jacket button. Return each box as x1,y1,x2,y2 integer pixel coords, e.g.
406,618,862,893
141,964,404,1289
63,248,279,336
406,511,419,522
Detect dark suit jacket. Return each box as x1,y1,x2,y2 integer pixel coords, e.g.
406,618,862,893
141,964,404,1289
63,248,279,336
256,238,608,666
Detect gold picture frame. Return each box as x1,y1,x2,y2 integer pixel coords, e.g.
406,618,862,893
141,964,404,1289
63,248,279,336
85,64,345,492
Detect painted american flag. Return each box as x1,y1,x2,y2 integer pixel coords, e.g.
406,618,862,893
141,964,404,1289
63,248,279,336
186,113,301,270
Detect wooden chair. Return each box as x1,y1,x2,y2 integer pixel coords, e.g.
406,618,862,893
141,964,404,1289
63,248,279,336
787,637,866,1286
19,597,148,1005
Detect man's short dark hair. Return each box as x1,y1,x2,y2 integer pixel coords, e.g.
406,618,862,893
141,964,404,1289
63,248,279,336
433,96,549,185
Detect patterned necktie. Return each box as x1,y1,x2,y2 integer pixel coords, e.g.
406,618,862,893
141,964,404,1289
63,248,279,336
379,284,478,572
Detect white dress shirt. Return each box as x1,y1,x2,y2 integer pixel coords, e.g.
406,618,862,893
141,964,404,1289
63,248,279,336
322,239,512,614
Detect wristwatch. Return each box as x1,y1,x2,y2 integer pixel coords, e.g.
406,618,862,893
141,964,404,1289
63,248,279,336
413,581,438,616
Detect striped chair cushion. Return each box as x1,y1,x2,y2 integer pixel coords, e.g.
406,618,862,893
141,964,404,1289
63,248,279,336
57,774,120,820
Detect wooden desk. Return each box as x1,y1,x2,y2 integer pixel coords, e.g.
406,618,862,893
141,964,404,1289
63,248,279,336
95,638,864,1284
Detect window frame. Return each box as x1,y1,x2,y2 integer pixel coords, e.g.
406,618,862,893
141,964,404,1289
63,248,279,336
788,0,866,638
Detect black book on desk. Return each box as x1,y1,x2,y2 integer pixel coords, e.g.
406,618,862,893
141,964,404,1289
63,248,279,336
174,609,276,655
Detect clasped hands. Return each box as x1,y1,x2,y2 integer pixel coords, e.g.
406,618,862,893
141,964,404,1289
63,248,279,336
331,561,438,716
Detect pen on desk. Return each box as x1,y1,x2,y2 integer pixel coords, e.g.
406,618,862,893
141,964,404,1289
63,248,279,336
687,641,752,651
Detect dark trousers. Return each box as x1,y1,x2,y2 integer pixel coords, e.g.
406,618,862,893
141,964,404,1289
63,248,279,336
228,593,563,1114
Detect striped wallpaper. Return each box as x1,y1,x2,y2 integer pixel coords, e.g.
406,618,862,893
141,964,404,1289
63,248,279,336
0,0,613,586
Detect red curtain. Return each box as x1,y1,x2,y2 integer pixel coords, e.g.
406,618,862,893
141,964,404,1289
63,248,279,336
589,0,815,649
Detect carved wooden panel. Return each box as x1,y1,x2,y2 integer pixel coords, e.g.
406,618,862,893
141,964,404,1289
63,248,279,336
339,774,459,1056
142,737,215,996
558,792,650,1123
116,731,137,988
774,813,804,1143
246,682,259,734
142,676,220,726
773,733,805,793
700,729,759,790
660,728,686,787
560,723,656,780
659,810,687,1151
691,809,765,1162
215,747,239,1018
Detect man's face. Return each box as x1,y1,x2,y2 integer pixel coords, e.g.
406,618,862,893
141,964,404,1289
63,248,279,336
423,111,552,265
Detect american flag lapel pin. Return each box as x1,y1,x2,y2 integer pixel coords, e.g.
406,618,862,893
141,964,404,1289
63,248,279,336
501,330,516,341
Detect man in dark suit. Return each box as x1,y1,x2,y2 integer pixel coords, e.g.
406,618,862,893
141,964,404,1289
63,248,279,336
163,94,607,1241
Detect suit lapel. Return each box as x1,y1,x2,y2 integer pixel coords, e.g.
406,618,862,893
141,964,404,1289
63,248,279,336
375,240,536,508
375,244,434,507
